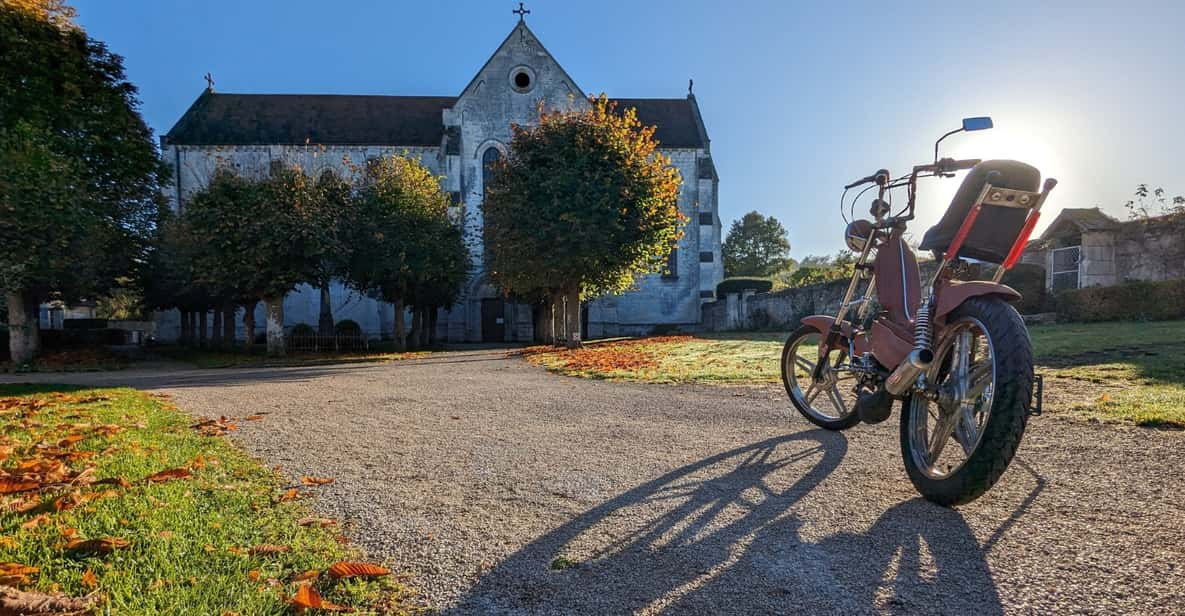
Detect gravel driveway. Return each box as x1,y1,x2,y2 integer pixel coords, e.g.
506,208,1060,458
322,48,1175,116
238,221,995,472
6,350,1183,614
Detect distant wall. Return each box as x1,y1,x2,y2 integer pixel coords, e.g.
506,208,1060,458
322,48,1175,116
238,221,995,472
700,279,851,332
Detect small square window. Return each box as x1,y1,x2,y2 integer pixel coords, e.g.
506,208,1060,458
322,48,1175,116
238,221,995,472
699,290,715,299
699,251,714,263
699,213,713,225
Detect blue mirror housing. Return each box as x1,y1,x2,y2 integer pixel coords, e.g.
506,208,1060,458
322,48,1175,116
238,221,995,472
962,117,993,131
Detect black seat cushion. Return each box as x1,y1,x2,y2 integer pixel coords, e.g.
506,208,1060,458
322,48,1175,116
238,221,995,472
919,160,1041,263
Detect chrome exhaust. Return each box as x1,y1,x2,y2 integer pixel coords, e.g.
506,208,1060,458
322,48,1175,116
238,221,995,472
885,348,934,396
885,297,935,397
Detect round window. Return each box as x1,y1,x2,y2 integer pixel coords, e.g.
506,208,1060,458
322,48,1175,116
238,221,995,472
510,66,535,93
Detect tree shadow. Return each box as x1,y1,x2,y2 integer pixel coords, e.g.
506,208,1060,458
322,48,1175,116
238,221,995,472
450,430,1005,615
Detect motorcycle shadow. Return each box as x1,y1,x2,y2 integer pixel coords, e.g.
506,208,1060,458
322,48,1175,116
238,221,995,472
449,430,1002,615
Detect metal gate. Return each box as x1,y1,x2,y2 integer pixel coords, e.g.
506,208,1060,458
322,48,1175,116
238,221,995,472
1051,245,1081,292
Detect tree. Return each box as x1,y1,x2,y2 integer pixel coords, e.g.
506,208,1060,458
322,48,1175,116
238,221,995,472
782,251,856,288
1124,184,1184,220
342,155,465,351
483,96,684,348
0,7,165,364
722,211,793,277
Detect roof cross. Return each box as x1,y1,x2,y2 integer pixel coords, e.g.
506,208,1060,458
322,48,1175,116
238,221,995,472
204,72,215,92
513,2,530,21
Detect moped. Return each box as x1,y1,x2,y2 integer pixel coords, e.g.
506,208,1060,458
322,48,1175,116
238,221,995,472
781,117,1057,505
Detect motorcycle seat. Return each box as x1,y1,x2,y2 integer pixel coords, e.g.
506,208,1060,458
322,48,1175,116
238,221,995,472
919,160,1041,263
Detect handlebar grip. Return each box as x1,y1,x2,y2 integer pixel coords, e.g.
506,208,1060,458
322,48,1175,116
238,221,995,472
845,168,891,190
950,158,982,170
845,176,874,190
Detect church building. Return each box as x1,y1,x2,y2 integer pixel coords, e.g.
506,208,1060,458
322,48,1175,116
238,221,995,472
159,14,723,342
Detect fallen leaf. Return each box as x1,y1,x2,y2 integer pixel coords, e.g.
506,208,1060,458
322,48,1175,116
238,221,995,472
0,563,39,577
94,476,132,489
0,585,95,614
0,477,41,495
300,476,334,486
64,536,130,556
144,468,192,483
247,570,260,582
80,568,98,589
244,414,267,421
21,514,50,530
277,488,300,502
291,570,319,583
289,584,349,612
327,562,390,580
1098,393,1112,403
248,544,291,556
0,574,32,587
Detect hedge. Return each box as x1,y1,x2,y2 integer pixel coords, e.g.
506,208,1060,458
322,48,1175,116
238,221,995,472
999,263,1048,315
716,277,773,297
1055,279,1185,322
334,319,362,336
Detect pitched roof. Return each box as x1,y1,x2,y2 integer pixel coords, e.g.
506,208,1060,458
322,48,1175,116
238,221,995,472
164,91,707,149
615,98,706,149
1038,207,1120,240
164,92,457,146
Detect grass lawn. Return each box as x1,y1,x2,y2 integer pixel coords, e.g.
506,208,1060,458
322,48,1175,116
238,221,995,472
522,320,1185,429
0,386,418,614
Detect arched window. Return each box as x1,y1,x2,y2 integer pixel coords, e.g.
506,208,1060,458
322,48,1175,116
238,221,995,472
482,147,503,197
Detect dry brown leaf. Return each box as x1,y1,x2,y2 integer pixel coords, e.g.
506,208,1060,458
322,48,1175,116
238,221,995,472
64,537,130,556
297,517,336,528
247,570,260,581
300,476,334,486
277,488,300,502
0,574,32,587
80,568,97,589
327,562,390,580
0,445,14,462
0,563,39,577
0,476,41,495
289,584,350,612
21,514,50,530
0,585,94,615
243,414,267,421
144,468,192,483
248,544,291,556
94,476,132,489
57,434,85,448
291,570,319,583
70,467,97,486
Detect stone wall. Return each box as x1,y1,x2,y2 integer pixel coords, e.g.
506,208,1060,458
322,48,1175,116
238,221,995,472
700,279,852,332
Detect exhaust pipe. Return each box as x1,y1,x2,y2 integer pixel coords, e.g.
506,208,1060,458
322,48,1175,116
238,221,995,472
885,348,934,396
885,297,935,397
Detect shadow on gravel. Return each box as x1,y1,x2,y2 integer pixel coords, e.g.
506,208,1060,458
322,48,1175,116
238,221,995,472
451,430,1003,615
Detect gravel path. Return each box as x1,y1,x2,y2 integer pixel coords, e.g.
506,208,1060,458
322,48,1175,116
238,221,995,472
6,351,1184,614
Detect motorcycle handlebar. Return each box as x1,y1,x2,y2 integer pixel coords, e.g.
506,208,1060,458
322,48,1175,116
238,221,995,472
915,158,982,174
844,168,891,190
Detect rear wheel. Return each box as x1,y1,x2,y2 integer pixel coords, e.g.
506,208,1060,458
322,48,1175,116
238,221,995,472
781,324,861,431
900,297,1032,506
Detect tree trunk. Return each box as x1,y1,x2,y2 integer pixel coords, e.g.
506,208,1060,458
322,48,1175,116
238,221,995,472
198,310,208,349
393,297,406,352
243,301,257,351
265,295,285,357
211,307,223,350
428,307,439,347
179,309,190,347
564,285,582,349
409,305,422,351
318,280,334,337
549,290,564,347
222,304,235,348
5,290,40,366
533,302,551,345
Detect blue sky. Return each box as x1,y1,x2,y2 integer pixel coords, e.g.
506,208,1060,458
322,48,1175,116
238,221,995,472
75,0,1185,258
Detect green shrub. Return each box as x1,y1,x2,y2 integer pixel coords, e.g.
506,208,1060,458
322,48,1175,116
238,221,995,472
289,323,316,337
1000,263,1048,314
1056,279,1185,322
716,277,773,297
334,319,362,336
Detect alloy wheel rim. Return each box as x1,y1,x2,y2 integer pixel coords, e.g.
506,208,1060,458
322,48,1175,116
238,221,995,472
787,332,856,422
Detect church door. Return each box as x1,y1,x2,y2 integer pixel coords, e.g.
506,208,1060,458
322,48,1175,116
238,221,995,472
481,299,505,343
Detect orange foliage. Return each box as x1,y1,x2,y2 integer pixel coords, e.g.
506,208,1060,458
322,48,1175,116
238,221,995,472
326,562,390,580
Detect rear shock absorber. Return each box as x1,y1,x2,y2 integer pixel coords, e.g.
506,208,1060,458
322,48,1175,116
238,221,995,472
885,297,935,397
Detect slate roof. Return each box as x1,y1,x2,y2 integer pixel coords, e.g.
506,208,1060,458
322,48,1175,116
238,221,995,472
164,92,457,146
1038,207,1120,241
164,91,708,149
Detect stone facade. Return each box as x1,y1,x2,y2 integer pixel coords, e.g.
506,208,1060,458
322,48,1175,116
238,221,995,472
157,19,723,343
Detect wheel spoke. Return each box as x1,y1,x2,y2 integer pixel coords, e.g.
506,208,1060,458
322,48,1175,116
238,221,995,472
827,385,846,414
954,405,979,456
929,412,957,462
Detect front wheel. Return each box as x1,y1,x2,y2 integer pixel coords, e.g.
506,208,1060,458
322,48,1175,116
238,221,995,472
781,324,861,431
900,297,1033,506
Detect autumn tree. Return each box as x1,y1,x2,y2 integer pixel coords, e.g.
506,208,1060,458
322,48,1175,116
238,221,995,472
0,6,165,364
342,155,466,351
722,211,793,277
483,96,683,348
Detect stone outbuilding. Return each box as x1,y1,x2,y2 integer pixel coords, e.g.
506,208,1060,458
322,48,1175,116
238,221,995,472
157,16,724,342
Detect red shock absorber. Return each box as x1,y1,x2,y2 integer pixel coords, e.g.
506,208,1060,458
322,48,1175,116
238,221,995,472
1001,211,1042,270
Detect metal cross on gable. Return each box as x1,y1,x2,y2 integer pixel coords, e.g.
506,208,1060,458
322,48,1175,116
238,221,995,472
513,2,530,20
204,72,215,92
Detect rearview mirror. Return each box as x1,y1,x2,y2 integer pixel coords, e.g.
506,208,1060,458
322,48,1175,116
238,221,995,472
962,117,993,131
